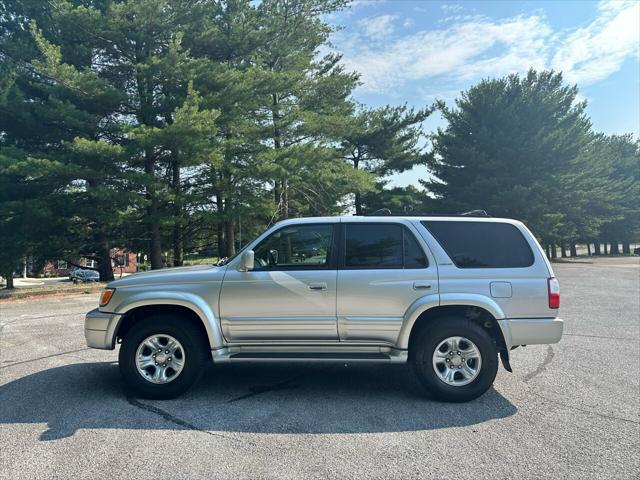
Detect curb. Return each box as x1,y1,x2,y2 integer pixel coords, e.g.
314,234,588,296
0,285,104,301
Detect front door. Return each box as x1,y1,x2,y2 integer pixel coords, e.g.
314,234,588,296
220,223,339,342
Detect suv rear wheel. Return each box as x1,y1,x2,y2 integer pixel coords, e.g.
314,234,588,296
119,314,209,399
412,316,498,402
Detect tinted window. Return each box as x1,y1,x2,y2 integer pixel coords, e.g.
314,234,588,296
345,224,428,268
254,224,334,270
422,221,534,268
346,224,402,267
404,230,429,268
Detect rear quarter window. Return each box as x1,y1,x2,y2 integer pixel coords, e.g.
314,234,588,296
422,221,534,268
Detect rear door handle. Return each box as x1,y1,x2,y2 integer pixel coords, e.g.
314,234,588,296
308,282,327,291
413,282,432,290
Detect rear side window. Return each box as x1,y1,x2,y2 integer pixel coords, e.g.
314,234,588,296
404,229,429,268
344,224,428,268
422,221,534,268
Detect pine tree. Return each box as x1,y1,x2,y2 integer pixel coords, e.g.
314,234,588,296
426,70,592,241
335,105,433,214
186,0,272,257
254,0,363,220
1,2,131,281
595,134,640,254
359,182,427,215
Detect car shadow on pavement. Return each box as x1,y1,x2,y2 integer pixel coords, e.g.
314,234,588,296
0,361,517,441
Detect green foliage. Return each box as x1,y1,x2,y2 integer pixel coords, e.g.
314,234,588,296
425,69,638,252
0,0,382,273
334,104,433,214
1,2,637,286
593,134,640,244
360,182,427,216
426,70,593,240
251,0,362,220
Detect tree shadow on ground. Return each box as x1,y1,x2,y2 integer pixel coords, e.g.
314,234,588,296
0,361,517,440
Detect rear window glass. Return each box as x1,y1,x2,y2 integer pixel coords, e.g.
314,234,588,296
345,224,428,268
345,224,403,268
422,221,534,268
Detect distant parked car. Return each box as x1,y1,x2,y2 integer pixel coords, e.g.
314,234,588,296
69,268,83,280
73,270,100,283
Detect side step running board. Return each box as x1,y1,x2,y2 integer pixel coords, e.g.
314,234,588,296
229,352,391,360
212,348,408,364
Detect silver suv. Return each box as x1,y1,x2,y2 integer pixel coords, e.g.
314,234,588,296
85,216,563,402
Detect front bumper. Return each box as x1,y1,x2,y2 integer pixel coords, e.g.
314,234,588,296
498,317,564,350
85,308,122,349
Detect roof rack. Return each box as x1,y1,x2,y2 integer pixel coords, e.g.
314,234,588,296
360,209,491,217
459,210,489,217
365,208,392,216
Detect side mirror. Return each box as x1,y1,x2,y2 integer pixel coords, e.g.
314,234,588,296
238,250,254,272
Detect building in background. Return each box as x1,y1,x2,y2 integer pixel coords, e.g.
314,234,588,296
40,248,137,277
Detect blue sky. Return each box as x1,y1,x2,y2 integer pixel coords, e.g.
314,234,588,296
327,0,640,187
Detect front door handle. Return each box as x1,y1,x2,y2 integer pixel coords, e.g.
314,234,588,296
413,282,432,290
308,282,327,291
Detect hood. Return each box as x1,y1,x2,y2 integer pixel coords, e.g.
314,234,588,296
107,264,225,288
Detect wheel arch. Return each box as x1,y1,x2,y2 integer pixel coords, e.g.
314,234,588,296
111,293,224,351
397,295,511,368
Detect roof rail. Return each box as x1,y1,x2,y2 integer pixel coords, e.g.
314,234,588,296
365,208,392,216
459,210,490,217
356,209,491,217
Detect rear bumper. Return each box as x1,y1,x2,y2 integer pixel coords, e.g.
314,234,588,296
498,317,563,350
85,308,121,349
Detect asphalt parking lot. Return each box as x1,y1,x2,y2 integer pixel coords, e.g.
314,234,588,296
1,256,638,479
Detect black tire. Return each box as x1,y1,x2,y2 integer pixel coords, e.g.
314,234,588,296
119,314,209,399
411,316,498,402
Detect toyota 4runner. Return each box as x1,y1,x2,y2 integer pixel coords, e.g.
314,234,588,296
85,216,563,402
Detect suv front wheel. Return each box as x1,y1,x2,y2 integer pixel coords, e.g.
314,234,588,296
412,316,498,402
119,314,209,399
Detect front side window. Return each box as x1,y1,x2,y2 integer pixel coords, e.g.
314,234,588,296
422,220,534,268
344,224,428,268
253,224,334,270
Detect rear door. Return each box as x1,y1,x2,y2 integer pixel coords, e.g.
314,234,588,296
336,221,439,344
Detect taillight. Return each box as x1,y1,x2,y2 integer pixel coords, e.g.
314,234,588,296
548,277,560,309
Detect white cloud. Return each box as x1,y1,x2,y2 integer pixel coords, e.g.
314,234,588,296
551,0,639,85
350,0,382,6
358,14,398,39
596,0,636,15
342,0,387,15
341,15,550,91
334,0,640,92
441,3,463,14
418,87,462,102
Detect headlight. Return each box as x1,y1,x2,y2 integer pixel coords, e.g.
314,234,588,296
99,288,115,307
